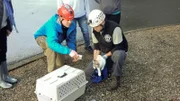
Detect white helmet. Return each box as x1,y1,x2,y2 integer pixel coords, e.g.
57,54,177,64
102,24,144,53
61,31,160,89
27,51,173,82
88,9,105,27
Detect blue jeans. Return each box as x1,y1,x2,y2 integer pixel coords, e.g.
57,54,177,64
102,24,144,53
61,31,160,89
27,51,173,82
74,15,90,47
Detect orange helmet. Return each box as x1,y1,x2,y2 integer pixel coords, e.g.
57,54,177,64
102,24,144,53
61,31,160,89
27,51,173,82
58,4,74,21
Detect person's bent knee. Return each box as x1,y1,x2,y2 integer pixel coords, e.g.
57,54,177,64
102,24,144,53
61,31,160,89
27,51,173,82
112,50,126,62
35,36,47,50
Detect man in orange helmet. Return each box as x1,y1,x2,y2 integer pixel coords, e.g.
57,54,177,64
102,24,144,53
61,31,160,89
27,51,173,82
57,0,93,53
34,4,80,73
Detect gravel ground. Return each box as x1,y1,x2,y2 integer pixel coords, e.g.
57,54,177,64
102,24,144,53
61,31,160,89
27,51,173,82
0,25,180,101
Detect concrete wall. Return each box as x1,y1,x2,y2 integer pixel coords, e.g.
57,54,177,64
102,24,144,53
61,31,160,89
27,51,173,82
8,0,99,64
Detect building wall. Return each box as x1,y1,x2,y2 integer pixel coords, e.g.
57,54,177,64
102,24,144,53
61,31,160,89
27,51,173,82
7,0,99,64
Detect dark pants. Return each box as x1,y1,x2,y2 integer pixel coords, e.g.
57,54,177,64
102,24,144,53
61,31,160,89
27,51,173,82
85,50,126,82
0,27,9,83
109,50,126,76
106,13,121,24
0,27,7,63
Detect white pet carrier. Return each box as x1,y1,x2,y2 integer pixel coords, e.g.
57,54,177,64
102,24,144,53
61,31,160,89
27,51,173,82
35,65,88,101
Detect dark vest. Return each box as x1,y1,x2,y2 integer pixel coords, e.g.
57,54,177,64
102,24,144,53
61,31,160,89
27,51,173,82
93,20,128,53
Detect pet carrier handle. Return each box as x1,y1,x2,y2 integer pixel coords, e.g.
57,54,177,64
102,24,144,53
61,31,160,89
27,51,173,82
57,72,67,78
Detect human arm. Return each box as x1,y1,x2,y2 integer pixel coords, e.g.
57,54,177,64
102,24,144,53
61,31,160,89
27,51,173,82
6,1,13,35
102,51,112,59
6,17,12,32
66,26,81,62
69,49,79,62
46,23,71,55
111,27,123,52
6,1,17,35
66,27,77,51
92,32,101,60
6,19,12,36
93,49,100,60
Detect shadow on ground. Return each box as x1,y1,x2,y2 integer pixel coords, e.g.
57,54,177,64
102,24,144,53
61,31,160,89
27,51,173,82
0,25,180,101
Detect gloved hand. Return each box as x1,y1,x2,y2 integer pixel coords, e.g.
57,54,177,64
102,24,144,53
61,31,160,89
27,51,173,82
102,55,108,59
69,50,79,62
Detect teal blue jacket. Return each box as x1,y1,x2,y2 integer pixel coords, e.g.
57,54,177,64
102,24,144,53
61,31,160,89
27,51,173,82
34,14,76,55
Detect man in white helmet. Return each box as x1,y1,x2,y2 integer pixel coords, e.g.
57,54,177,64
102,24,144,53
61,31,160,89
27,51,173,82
85,9,128,91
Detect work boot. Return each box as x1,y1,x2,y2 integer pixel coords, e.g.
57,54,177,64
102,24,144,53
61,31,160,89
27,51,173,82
85,46,93,53
0,62,12,88
107,76,120,91
0,81,12,88
1,61,18,84
5,76,17,84
107,70,112,78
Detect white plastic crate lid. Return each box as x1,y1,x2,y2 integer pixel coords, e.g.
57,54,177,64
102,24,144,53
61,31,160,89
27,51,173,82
35,65,87,101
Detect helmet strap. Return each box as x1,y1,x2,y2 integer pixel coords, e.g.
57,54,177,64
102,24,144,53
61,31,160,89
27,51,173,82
60,18,69,28
100,22,105,32
100,24,104,28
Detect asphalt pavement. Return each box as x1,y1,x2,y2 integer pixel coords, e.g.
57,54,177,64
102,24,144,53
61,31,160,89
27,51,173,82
121,0,180,31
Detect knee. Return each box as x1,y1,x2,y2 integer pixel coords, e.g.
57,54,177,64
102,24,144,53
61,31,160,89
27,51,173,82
36,36,47,50
45,48,56,57
111,50,126,62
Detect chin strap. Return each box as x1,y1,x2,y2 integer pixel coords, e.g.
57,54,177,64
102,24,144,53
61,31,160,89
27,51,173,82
59,18,68,28
100,21,106,32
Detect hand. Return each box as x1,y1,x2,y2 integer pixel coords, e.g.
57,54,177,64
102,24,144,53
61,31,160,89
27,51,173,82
102,55,108,59
69,50,77,57
72,55,79,62
69,50,79,62
6,30,11,36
